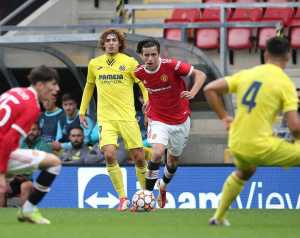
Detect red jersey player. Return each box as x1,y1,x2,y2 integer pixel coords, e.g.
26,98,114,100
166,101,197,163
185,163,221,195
0,65,61,224
135,38,206,208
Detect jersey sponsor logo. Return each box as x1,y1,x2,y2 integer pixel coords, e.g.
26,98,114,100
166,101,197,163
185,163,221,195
147,85,172,94
119,65,126,71
160,74,168,82
78,168,127,208
99,74,124,80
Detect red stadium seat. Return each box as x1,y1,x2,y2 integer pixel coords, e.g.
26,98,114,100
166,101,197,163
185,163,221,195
163,18,191,41
194,22,220,49
257,7,294,63
227,0,263,64
289,8,300,63
193,0,230,50
201,0,232,21
170,8,201,22
164,9,200,41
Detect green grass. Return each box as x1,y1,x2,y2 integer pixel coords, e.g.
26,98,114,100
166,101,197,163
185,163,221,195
0,209,300,238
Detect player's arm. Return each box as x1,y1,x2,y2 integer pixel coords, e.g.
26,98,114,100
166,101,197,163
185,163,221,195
181,68,206,100
285,111,300,139
204,78,233,130
282,82,300,139
79,61,96,128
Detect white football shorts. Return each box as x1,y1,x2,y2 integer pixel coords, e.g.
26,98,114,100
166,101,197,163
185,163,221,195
7,149,47,176
147,117,190,157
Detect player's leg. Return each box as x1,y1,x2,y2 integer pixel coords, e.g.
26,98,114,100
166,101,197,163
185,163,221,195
120,121,147,190
156,154,178,208
158,117,190,208
145,120,169,191
210,154,256,226
8,149,61,224
20,180,33,205
101,121,128,210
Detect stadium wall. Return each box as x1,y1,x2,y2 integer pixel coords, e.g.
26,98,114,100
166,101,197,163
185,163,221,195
38,166,300,209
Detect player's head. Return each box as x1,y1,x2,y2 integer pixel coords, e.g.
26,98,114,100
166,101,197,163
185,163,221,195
62,93,77,117
137,38,161,71
28,65,60,102
68,126,84,149
265,36,290,67
99,28,125,54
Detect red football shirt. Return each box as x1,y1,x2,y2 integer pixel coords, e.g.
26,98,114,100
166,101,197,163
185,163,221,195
0,87,41,172
135,58,193,125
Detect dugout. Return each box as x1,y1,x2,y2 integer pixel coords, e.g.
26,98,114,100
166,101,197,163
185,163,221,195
0,32,233,164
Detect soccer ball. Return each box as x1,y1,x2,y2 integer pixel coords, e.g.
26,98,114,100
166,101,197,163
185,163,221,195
131,189,156,212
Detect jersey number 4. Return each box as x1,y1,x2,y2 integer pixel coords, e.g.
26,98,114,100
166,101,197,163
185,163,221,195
241,81,262,113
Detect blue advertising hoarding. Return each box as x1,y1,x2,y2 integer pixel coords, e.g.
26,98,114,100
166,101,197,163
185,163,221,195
38,166,300,209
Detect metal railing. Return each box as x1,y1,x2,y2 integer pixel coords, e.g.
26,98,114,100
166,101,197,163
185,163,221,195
125,2,300,74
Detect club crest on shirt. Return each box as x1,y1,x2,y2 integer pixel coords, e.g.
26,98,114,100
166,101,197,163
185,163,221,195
152,133,157,140
119,65,126,71
160,74,168,82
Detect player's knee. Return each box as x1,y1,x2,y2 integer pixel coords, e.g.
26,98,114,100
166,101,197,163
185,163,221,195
152,148,164,162
236,167,256,180
45,153,61,166
20,181,33,193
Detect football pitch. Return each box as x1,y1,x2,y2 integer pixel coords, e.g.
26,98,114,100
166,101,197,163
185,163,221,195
1,209,300,238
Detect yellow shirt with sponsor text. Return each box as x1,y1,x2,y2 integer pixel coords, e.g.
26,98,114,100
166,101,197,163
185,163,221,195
80,53,141,122
226,64,298,156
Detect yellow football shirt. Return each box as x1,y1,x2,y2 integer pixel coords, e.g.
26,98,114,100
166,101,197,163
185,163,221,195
226,64,298,156
80,53,147,123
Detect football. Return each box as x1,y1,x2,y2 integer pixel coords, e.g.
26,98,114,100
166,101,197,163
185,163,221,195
131,189,156,212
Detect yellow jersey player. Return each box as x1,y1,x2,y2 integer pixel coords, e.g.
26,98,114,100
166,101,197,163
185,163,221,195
79,29,148,211
204,36,300,226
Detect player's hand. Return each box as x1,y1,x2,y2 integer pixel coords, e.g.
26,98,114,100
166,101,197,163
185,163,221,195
180,91,195,100
80,114,88,128
52,141,62,151
222,116,234,131
142,102,148,114
144,115,148,128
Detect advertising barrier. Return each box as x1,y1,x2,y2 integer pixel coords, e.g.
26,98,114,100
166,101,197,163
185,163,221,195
39,166,300,209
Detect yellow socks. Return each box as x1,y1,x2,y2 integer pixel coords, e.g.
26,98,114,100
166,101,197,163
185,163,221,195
135,164,147,189
214,172,245,220
107,163,126,198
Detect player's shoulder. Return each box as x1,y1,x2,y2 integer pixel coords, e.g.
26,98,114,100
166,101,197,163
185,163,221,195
161,58,183,69
8,87,34,100
89,55,105,63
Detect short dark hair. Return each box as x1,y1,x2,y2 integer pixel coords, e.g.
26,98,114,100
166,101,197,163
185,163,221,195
136,38,160,54
62,93,77,103
68,126,83,136
28,65,59,85
266,36,290,58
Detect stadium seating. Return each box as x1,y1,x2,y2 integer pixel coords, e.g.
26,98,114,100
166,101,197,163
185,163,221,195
289,8,300,64
257,2,294,63
227,0,263,64
163,8,200,41
194,0,231,49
